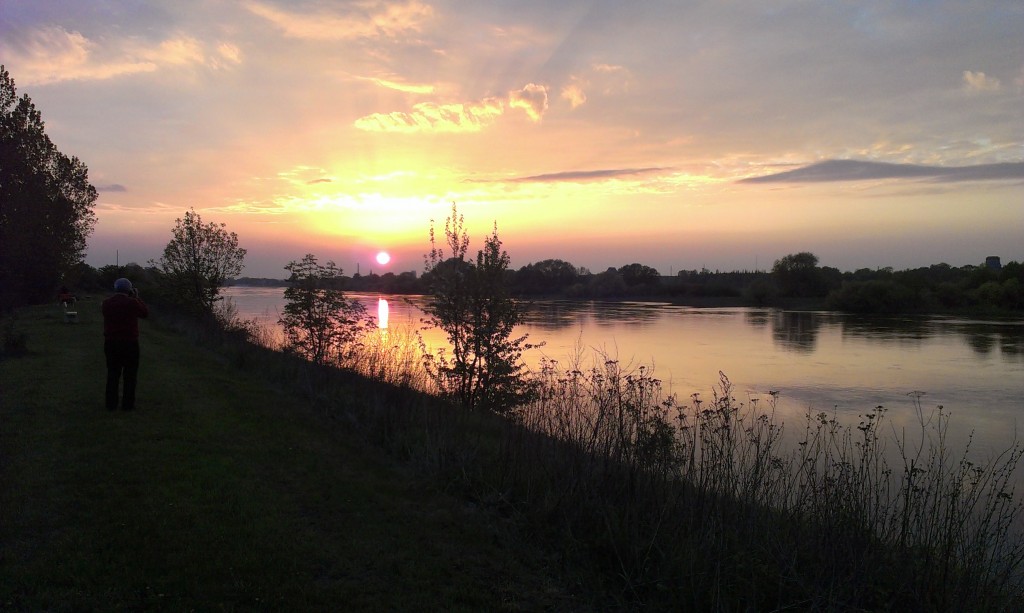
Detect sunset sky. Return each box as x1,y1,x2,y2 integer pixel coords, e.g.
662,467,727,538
3,0,1022,278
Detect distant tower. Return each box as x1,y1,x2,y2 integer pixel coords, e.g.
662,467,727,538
985,256,1001,271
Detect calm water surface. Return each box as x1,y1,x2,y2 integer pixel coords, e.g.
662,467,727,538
224,286,1024,456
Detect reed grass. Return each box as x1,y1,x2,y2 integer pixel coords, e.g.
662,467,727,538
505,354,1024,609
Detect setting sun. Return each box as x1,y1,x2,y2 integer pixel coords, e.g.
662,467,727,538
375,251,391,266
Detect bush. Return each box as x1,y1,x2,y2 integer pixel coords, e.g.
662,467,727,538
155,209,246,315
279,254,371,367
423,204,534,412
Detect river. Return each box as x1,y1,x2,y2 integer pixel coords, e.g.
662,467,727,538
223,286,1024,458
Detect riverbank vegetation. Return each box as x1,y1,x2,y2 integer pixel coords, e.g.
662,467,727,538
513,362,1024,609
6,290,1022,609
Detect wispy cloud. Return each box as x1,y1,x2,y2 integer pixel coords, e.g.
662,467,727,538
356,75,435,94
962,70,1001,93
245,0,432,40
561,82,586,109
0,27,156,85
0,26,240,85
482,167,671,184
559,64,631,111
353,83,551,133
144,37,204,66
96,184,127,192
353,99,504,133
274,166,335,187
739,160,1024,184
216,43,242,65
591,63,631,95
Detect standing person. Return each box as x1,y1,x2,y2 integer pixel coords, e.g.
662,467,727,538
102,278,149,410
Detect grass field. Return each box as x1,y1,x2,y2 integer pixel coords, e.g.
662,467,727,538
0,302,573,611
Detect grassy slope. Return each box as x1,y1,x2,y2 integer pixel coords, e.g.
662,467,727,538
0,303,569,611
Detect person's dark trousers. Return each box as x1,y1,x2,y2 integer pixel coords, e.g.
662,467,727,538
105,340,140,410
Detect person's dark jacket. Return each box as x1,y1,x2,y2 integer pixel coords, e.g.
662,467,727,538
102,293,149,341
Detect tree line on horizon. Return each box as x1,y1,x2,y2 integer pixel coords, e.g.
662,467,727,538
223,251,1022,314
2,61,1020,316
50,249,1021,316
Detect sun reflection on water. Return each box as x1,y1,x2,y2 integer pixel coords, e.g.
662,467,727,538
377,297,389,329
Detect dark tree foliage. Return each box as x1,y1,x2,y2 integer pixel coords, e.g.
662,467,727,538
0,66,97,308
514,258,579,295
824,280,923,313
97,263,168,303
618,262,661,287
772,252,826,297
824,260,1024,313
279,254,370,366
586,267,628,298
155,208,246,315
423,203,534,412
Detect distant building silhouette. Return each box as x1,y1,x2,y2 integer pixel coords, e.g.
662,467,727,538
985,256,1002,270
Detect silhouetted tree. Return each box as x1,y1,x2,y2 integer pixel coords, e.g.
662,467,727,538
0,66,97,308
155,208,246,314
772,252,824,297
514,258,579,295
423,203,533,412
585,267,627,298
618,263,661,288
279,254,370,366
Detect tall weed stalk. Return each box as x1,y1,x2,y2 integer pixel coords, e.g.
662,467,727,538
507,354,1024,609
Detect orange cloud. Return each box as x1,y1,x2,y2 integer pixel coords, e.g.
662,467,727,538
142,38,205,66
357,75,435,94
0,26,155,85
561,83,587,109
508,83,548,121
0,26,241,85
246,0,432,40
558,63,630,111
353,83,550,132
353,99,505,133
215,43,243,67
